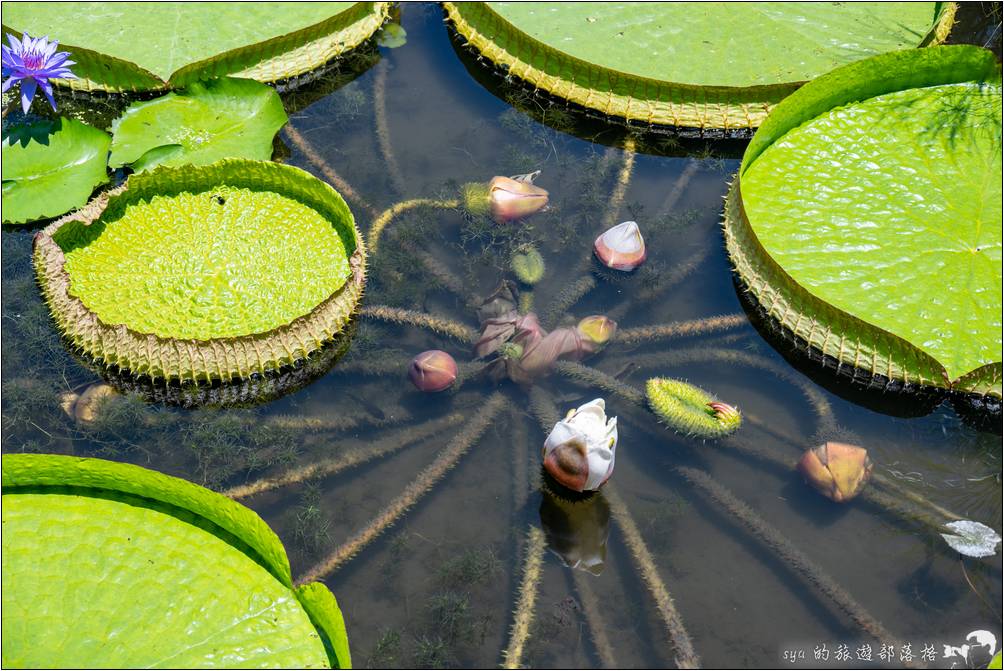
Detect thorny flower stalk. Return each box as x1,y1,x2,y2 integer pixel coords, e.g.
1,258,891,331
297,393,506,584
605,484,700,668
374,60,407,195
224,413,464,499
502,525,546,669
678,466,901,645
283,125,378,218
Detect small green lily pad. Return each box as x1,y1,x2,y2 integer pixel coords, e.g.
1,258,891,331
1,453,351,668
2,118,110,225
109,78,288,172
726,46,1002,397
377,23,407,49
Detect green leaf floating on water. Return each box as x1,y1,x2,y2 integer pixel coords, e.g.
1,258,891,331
109,78,288,172
1,453,351,668
1,2,391,91
445,2,955,130
376,23,407,49
33,159,366,383
1,117,110,225
726,46,1002,396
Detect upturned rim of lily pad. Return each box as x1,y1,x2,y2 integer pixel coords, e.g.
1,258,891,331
444,2,956,132
724,45,1003,400
1,2,391,92
2,453,351,668
33,158,366,384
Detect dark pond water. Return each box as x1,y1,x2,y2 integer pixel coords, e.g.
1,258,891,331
2,3,1002,668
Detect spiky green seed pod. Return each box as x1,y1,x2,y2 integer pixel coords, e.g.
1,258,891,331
646,378,741,439
511,246,545,285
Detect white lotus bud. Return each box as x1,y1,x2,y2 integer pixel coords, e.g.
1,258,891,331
542,398,617,492
594,220,646,271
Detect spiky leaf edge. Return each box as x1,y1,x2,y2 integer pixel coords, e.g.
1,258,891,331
33,159,367,383
1,2,391,93
444,2,956,131
726,45,1002,398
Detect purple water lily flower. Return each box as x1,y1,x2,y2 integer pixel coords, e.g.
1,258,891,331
2,33,77,113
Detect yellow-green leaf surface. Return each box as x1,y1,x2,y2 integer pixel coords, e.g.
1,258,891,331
1,2,389,91
485,2,942,87
742,81,1002,381
109,78,288,172
2,454,350,668
726,46,1002,396
1,118,110,225
446,2,953,129
56,184,350,340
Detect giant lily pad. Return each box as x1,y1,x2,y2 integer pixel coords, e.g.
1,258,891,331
445,2,955,132
725,46,1002,398
1,453,350,668
109,77,288,172
1,2,390,92
2,117,110,225
33,158,366,383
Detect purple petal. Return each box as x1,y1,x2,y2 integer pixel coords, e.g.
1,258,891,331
7,33,21,52
38,78,56,110
43,40,58,59
21,33,32,52
2,76,14,93
19,77,36,113
47,52,69,67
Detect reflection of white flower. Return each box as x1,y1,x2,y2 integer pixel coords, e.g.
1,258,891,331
941,520,1002,558
542,398,617,492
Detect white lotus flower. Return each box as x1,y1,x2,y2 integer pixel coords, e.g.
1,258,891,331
941,520,1002,558
542,398,617,492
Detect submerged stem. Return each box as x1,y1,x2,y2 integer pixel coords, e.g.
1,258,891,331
616,314,747,346
283,125,378,219
368,198,460,255
503,525,547,669
602,134,637,230
572,572,617,668
542,274,597,328
297,393,506,584
360,304,476,343
225,413,462,500
607,245,711,323
265,408,412,433
677,466,900,645
374,60,407,196
605,485,700,668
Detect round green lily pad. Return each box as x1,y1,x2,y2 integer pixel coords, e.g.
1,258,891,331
33,158,366,383
109,77,288,173
1,453,350,668
2,117,110,225
445,2,955,132
1,2,390,92
725,46,1002,398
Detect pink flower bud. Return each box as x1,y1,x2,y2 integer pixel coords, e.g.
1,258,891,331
488,175,549,222
707,401,740,423
594,221,646,271
797,441,873,503
408,350,458,392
